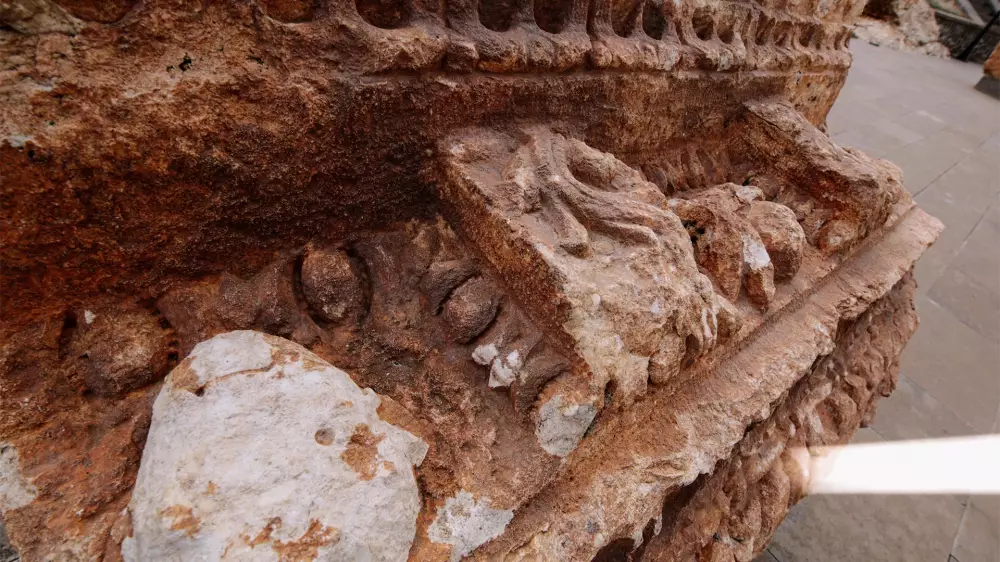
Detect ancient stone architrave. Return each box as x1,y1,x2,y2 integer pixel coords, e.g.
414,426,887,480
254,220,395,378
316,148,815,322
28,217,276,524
1,0,941,561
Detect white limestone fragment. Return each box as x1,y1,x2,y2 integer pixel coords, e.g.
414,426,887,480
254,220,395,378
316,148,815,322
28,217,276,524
741,233,771,271
0,443,37,512
427,490,514,562
488,350,521,388
472,343,499,366
123,331,427,562
535,394,598,458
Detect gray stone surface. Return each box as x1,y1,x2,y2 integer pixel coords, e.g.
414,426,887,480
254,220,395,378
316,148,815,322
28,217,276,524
952,499,1000,562
767,40,1000,562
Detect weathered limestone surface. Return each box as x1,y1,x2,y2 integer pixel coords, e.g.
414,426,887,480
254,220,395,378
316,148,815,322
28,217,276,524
0,1,942,561
124,330,427,561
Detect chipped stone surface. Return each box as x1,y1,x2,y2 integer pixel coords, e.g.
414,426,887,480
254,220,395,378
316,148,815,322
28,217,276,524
301,246,366,325
535,394,598,458
858,0,950,57
0,444,36,512
427,491,514,562
124,331,427,561
68,304,175,397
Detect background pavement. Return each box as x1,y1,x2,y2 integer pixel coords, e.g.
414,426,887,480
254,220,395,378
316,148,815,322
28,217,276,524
758,40,1000,562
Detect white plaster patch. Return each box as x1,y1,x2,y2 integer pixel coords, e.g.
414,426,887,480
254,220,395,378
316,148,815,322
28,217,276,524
125,331,427,562
700,308,713,343
7,135,32,148
734,185,762,204
650,300,663,315
742,233,771,271
488,350,521,388
536,394,598,458
472,343,499,366
513,166,530,189
427,490,514,562
0,443,37,512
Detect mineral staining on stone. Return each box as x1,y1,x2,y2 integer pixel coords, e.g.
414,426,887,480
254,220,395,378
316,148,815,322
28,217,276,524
123,331,427,562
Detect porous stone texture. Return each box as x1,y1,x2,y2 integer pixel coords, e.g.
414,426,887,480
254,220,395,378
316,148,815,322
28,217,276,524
0,0,942,561
123,331,427,561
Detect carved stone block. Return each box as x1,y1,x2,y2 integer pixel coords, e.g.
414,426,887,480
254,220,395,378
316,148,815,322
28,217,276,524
0,0,942,560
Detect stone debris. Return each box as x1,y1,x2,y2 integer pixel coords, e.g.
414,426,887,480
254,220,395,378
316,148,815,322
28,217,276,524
857,0,951,57
123,331,427,562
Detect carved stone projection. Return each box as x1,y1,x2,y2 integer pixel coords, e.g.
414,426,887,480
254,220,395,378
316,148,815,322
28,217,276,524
0,0,940,561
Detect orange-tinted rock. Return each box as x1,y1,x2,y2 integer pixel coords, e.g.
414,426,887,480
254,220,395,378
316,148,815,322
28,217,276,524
985,44,1000,79
0,0,942,560
261,0,316,22
54,0,137,22
301,246,367,325
746,201,807,280
68,305,176,398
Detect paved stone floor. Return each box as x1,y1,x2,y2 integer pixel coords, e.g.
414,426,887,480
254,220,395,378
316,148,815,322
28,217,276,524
758,41,1000,562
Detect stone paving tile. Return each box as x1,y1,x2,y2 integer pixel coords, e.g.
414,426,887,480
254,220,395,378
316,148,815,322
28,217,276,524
947,215,1000,295
870,374,976,441
767,430,966,562
884,128,984,195
929,267,1000,342
926,196,1000,341
930,156,1000,212
769,494,966,562
900,296,1000,434
912,182,989,297
897,108,952,137
968,495,1000,530
952,503,1000,562
831,127,900,158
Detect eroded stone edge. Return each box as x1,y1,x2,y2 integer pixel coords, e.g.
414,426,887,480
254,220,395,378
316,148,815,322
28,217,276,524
473,207,943,560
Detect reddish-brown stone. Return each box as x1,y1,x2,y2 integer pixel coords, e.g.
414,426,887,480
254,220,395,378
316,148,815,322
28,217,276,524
0,1,942,560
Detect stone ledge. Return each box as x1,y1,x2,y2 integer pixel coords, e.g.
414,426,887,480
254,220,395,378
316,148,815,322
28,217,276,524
474,207,942,560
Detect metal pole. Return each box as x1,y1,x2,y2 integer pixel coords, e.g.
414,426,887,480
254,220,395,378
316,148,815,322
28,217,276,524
958,8,1000,61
